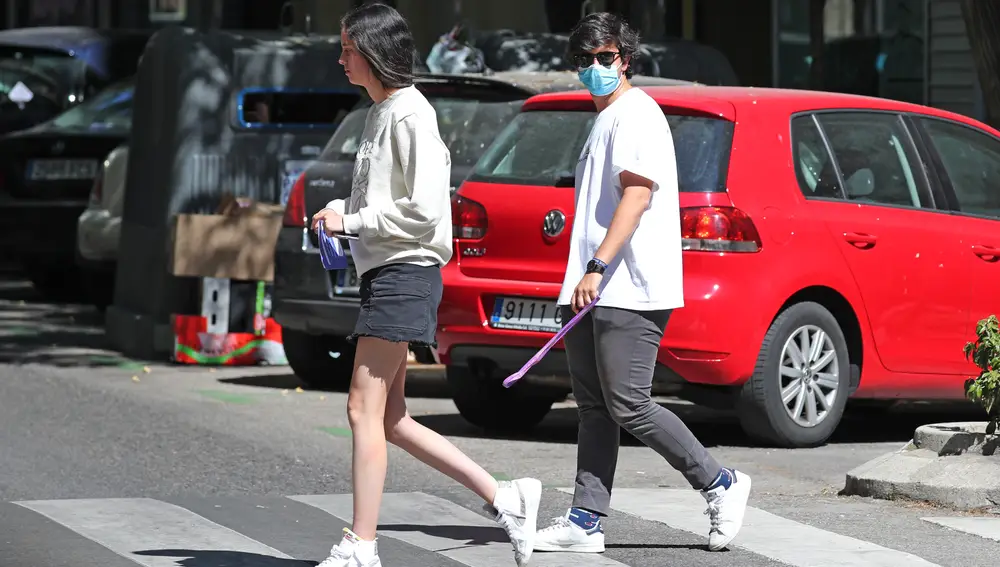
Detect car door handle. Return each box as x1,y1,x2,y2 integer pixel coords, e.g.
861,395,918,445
972,244,1000,262
843,232,877,249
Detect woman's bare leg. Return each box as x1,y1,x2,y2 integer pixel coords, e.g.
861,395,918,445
383,355,498,503
347,336,408,540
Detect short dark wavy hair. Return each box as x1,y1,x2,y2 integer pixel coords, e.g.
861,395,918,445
568,12,640,79
341,2,414,89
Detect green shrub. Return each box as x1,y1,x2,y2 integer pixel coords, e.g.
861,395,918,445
964,315,1000,435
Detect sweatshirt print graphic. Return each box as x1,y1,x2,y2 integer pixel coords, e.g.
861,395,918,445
349,138,374,213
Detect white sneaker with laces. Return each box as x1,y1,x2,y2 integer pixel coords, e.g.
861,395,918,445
702,468,752,551
483,478,541,566
317,528,382,567
534,509,605,553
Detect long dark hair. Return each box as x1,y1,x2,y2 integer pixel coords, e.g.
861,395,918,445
341,2,415,89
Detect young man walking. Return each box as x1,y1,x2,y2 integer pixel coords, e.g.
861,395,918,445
533,12,752,554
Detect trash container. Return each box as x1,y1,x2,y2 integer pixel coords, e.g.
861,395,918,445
106,26,362,361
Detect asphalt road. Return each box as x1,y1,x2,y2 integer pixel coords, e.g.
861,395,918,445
0,279,997,567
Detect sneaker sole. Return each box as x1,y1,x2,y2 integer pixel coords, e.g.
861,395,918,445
708,472,752,551
534,541,605,553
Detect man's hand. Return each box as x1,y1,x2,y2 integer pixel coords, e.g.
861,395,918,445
572,272,603,312
310,208,344,235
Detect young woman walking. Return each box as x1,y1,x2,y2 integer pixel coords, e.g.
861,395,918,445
309,3,540,566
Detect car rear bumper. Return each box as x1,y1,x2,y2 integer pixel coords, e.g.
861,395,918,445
272,227,361,336
438,252,771,388
272,296,360,336
0,199,86,261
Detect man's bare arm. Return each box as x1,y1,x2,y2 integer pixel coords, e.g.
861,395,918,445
593,170,654,265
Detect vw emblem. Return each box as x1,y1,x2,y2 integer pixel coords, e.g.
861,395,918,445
542,210,566,237
51,141,64,155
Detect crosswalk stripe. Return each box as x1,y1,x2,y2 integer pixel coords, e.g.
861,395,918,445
289,492,629,566
557,487,941,567
14,498,293,567
922,517,1000,542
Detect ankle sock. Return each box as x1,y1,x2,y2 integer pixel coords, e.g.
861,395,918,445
344,529,377,561
568,507,601,530
354,540,377,562
492,481,516,513
704,467,734,491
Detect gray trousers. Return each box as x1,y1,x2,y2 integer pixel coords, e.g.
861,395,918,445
562,305,722,516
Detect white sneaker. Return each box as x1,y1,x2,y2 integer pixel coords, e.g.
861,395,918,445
317,528,382,567
702,468,752,551
483,478,541,566
534,509,605,553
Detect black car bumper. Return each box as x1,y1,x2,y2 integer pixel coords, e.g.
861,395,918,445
273,296,361,336
0,200,86,261
273,226,362,337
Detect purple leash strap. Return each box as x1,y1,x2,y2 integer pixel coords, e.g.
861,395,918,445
502,296,600,388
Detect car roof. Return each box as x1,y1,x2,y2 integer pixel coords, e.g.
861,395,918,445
0,26,152,52
523,85,992,131
415,70,692,95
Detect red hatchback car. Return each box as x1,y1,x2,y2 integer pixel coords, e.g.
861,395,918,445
437,85,1000,448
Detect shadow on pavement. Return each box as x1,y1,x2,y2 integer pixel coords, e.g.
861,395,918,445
0,279,131,368
134,549,316,566
606,543,711,551
219,365,452,399
378,523,508,545
413,399,987,449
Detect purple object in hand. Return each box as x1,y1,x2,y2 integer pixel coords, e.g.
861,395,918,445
502,296,600,388
316,220,349,271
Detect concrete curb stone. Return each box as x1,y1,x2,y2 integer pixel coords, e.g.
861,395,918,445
842,421,1000,511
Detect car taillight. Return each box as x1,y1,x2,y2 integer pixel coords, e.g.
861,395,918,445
451,194,487,239
680,206,761,253
282,174,307,227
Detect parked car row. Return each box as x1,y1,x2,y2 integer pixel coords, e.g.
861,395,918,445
275,78,1000,449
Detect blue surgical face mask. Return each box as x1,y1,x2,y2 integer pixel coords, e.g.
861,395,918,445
578,63,621,97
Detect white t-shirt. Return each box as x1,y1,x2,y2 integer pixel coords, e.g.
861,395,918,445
325,86,453,277
556,87,684,312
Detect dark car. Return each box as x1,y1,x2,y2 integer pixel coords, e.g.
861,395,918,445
0,27,150,135
273,71,690,389
0,77,134,300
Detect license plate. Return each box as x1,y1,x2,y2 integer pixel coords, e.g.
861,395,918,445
490,297,563,333
27,159,98,181
334,261,360,296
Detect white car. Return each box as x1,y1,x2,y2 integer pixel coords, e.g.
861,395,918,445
76,144,128,309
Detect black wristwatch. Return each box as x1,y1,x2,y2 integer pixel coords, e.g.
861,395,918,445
586,258,608,275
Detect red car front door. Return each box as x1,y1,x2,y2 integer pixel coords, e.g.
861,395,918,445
916,115,1000,369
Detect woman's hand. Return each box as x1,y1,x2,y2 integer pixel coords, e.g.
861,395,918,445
310,208,345,235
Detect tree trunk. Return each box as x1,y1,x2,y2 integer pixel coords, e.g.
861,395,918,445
960,0,1000,128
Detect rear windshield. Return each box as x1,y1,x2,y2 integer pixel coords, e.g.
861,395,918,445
51,79,133,131
320,95,523,166
467,109,735,191
0,50,88,116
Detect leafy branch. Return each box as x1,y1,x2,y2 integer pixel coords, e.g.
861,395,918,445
963,314,1000,435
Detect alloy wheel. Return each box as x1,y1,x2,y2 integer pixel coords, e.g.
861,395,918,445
778,325,840,428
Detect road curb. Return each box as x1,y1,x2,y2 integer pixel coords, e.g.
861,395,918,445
842,422,1000,511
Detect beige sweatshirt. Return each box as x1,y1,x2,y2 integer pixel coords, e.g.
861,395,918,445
325,86,453,277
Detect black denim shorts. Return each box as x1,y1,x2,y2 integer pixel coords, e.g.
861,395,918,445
348,262,443,348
